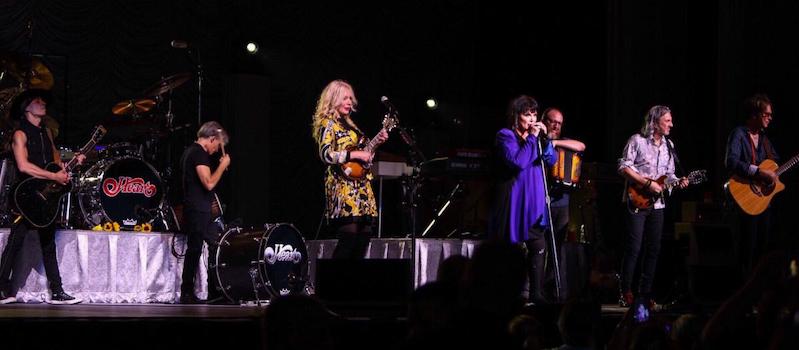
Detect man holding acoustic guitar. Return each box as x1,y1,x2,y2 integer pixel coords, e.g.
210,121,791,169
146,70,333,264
617,105,689,308
0,89,84,305
724,94,785,277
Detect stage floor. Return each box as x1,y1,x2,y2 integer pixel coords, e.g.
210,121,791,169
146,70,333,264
0,303,266,319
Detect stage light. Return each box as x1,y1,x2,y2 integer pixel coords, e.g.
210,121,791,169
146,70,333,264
425,98,438,109
245,42,259,54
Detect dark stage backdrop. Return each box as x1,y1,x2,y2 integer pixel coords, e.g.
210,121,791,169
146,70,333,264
1,1,797,248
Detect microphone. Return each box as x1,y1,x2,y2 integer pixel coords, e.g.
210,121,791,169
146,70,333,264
171,40,190,49
380,96,397,112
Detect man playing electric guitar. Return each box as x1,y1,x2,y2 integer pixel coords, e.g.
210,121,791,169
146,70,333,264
0,89,83,304
617,105,688,308
724,93,779,276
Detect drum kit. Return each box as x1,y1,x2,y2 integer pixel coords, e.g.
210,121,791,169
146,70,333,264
1,53,310,303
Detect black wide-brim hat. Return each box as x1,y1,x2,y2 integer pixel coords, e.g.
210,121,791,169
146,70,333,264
10,88,53,120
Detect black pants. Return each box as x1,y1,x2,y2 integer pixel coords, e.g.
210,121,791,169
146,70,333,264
548,205,569,299
0,219,63,293
331,220,372,260
620,207,664,297
524,226,547,302
734,206,772,277
180,209,219,297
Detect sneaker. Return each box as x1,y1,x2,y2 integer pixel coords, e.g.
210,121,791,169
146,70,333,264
47,291,82,305
0,290,16,304
619,291,634,307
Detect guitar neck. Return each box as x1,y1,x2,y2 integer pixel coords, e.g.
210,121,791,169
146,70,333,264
64,135,102,171
776,153,799,176
363,128,386,153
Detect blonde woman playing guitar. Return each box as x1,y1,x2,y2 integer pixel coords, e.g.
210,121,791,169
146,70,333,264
312,80,389,260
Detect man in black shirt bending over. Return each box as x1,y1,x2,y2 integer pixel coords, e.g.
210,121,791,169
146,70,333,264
179,121,230,304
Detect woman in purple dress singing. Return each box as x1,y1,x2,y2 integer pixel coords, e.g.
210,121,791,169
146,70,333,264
489,95,557,304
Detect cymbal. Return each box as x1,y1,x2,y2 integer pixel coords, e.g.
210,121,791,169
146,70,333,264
0,86,22,118
142,72,191,97
112,98,156,116
0,53,54,90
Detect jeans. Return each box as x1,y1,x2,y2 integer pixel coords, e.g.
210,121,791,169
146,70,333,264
180,209,220,296
620,207,664,297
0,220,63,293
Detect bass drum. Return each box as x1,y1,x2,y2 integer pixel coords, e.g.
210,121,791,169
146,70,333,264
215,224,309,303
77,157,164,230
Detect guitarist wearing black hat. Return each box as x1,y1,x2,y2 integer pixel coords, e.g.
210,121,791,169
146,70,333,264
0,89,83,304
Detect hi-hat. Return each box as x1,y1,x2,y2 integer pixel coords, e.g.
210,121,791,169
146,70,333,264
111,98,156,116
142,73,191,97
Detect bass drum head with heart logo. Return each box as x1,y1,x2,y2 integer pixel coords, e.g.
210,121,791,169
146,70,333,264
77,156,164,229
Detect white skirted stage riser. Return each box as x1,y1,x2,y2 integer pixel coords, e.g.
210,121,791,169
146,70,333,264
0,229,207,303
1,228,480,303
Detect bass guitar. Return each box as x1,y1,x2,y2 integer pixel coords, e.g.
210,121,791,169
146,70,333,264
726,153,799,215
339,113,398,181
627,169,707,209
13,125,106,227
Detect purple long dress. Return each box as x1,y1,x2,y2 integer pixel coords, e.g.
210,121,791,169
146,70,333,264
490,128,557,243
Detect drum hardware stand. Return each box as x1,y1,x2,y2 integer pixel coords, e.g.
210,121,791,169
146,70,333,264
248,267,265,306
537,136,563,303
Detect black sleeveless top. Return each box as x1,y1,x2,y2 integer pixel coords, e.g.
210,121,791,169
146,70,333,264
16,118,55,176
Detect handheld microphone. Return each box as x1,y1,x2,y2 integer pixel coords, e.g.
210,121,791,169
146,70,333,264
171,40,190,49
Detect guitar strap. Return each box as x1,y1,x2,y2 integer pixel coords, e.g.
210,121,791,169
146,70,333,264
762,134,776,161
665,136,684,177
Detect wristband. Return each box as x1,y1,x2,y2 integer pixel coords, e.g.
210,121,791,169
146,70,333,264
645,179,652,188
345,151,351,162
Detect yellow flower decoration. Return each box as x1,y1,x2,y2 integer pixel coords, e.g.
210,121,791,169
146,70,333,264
92,225,103,231
141,223,152,233
134,225,142,232
103,222,113,231
112,222,121,232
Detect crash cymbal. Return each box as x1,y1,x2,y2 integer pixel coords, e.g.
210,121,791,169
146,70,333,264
27,57,54,90
0,53,54,90
112,98,156,116
142,72,191,97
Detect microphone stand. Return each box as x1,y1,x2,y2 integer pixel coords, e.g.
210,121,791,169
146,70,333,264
536,134,563,302
185,46,203,126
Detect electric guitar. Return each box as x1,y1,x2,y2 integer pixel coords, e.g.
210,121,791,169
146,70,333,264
339,113,398,180
726,153,799,215
627,169,707,209
13,125,106,227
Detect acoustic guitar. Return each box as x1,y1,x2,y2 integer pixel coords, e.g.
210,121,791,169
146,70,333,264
339,113,398,181
626,169,707,209
726,153,799,215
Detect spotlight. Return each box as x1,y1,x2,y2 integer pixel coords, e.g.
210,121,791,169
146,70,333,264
245,42,259,54
425,98,438,109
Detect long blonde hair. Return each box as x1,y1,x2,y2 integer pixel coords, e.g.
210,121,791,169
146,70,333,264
311,79,361,140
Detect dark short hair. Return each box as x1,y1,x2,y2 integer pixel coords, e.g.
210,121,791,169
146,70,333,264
744,93,771,120
506,95,538,129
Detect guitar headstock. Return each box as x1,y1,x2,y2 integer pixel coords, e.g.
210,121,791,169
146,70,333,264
687,169,708,185
382,113,399,132
91,125,107,143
